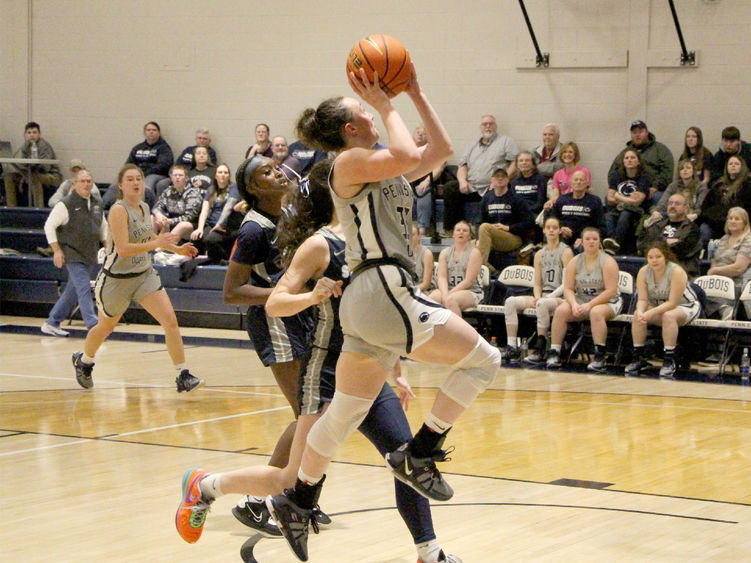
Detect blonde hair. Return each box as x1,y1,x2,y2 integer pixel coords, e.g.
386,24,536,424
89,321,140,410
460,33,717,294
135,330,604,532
725,206,751,237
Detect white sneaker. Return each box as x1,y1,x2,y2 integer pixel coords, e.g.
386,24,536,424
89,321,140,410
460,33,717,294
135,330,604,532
41,323,69,337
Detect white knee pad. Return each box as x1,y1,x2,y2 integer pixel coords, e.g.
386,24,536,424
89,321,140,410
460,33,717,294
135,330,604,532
440,337,500,408
536,297,559,331
503,295,526,327
307,391,373,458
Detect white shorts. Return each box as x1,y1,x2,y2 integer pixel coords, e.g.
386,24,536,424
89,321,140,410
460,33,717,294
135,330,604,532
95,267,162,318
339,263,452,370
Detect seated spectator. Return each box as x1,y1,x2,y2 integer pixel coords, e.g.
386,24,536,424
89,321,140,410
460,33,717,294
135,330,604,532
608,120,674,205
190,163,241,264
187,146,216,194
680,126,712,186
271,136,303,181
503,216,574,365
510,150,547,215
124,121,173,192
699,155,751,246
710,126,751,183
625,242,701,379
175,128,217,167
706,207,751,320
532,123,564,182
245,123,273,159
411,224,435,293
288,138,327,177
544,142,591,211
49,159,101,207
604,149,650,255
410,125,446,236
102,171,156,211
648,159,707,225
638,192,701,276
551,169,606,252
3,121,62,207
443,114,519,232
476,167,534,272
152,165,202,240
547,227,622,372
429,220,483,316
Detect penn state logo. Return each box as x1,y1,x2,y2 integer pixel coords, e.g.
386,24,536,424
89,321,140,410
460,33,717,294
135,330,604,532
419,311,430,323
618,179,637,197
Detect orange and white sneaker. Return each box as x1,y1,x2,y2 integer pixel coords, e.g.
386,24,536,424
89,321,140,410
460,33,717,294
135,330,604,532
175,468,213,543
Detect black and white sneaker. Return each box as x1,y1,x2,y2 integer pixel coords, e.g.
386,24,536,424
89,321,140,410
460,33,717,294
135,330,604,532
176,369,204,393
587,356,607,373
659,358,677,380
72,352,94,389
502,346,521,365
266,491,318,562
624,359,650,377
233,495,282,537
546,350,561,369
602,238,621,255
385,442,454,502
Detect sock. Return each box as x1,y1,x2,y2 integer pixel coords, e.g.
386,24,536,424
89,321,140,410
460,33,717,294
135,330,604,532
664,346,676,361
82,353,95,365
425,411,453,435
198,473,223,501
550,344,561,353
175,363,187,372
411,423,448,458
535,334,547,351
291,475,324,510
632,345,644,359
507,336,518,348
417,539,442,563
594,344,606,359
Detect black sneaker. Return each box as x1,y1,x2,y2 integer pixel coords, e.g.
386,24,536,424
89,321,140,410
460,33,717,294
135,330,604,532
232,495,282,537
311,505,332,526
659,358,677,380
176,369,204,393
502,345,521,365
385,441,454,502
266,491,319,562
602,238,621,255
72,352,94,389
624,358,650,377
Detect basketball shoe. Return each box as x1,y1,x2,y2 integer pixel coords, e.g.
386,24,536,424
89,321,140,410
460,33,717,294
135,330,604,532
385,441,454,501
232,495,282,537
176,369,203,392
175,468,214,543
266,490,321,562
418,552,463,563
72,352,94,389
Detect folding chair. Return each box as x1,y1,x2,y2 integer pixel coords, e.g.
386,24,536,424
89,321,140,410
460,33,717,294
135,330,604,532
690,275,736,375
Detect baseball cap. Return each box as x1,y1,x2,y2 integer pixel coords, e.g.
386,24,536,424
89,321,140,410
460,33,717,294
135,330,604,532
69,158,85,170
630,120,647,130
491,166,508,177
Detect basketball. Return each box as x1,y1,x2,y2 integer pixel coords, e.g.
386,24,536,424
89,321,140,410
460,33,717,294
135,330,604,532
346,34,412,98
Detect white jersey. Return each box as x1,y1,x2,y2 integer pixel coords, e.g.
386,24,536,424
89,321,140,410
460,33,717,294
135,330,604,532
102,200,153,276
446,246,483,299
574,251,620,305
539,242,568,294
646,262,698,308
328,165,414,271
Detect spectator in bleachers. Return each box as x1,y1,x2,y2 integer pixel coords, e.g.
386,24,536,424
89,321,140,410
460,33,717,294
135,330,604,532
679,127,712,186
3,121,62,207
607,120,674,206
190,163,241,264
638,192,702,276
603,149,650,255
429,220,483,316
244,123,273,159
510,151,547,215
271,136,303,181
151,164,202,240
648,159,707,225
625,241,701,379
102,172,156,211
710,126,751,184
547,226,622,372
503,216,573,365
40,168,105,337
443,114,519,232
124,121,173,193
476,167,534,272
699,155,751,247
288,138,327,177
411,224,434,293
544,142,591,211
706,207,751,320
532,124,564,181
411,125,446,236
187,146,216,194
176,128,217,167
49,159,100,207
551,169,606,253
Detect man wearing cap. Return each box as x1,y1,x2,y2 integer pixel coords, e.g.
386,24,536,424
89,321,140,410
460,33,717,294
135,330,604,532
40,168,106,337
710,126,751,183
3,121,62,207
442,114,519,233
48,159,101,207
608,120,674,205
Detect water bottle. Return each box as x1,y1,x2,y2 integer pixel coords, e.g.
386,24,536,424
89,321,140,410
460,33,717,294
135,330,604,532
30,141,38,159
741,348,750,385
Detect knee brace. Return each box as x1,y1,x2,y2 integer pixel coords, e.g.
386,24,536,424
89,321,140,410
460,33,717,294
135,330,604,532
503,295,525,327
307,391,374,458
536,297,559,331
440,337,500,408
